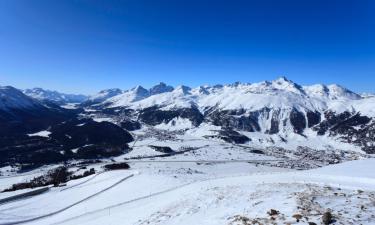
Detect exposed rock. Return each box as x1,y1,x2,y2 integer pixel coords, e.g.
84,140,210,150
322,211,333,225
139,106,203,127
120,120,141,131
205,129,250,144
292,214,303,222
306,111,321,128
267,209,279,216
149,145,175,154
290,108,306,134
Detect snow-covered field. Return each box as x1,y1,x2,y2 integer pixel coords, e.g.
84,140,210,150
0,124,372,225
1,156,375,225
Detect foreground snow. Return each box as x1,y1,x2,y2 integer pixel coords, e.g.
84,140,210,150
0,159,374,225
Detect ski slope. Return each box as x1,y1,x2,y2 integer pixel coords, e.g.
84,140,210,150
0,159,374,225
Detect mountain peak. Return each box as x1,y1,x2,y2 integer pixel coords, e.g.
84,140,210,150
273,76,294,84
131,85,150,97
132,85,147,92
24,88,88,104
149,82,174,95
175,85,191,95
88,88,123,103
0,85,43,110
327,84,361,100
98,88,122,94
275,76,287,81
270,77,305,94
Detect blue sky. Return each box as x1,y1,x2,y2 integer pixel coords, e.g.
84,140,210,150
0,0,374,94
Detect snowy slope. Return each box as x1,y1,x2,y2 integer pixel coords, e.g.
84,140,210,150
87,88,124,104
107,86,150,107
1,159,374,225
0,86,44,110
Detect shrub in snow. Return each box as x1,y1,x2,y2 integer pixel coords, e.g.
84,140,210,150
104,162,130,170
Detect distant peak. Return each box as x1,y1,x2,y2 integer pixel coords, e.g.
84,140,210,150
132,85,146,91
150,82,174,95
273,76,293,84
0,85,19,91
327,84,361,100
99,88,122,93
175,85,191,94
270,76,306,95
130,86,149,97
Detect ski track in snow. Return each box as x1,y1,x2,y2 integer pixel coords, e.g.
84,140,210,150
0,174,134,225
0,159,373,225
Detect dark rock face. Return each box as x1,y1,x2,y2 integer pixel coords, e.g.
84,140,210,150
81,104,375,154
290,109,306,134
149,82,174,95
205,129,251,144
315,111,352,135
205,108,260,132
314,111,371,136
149,145,175,153
267,110,280,134
306,111,321,128
139,106,204,127
120,120,141,131
314,111,374,153
322,212,333,225
205,107,308,135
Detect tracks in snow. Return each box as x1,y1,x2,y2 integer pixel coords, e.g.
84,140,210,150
50,172,290,225
0,174,134,225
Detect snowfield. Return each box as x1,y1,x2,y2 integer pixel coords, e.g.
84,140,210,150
1,158,375,225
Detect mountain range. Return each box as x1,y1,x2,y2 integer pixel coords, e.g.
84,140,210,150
1,77,374,168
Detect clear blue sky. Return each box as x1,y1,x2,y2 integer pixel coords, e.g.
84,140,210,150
0,0,374,94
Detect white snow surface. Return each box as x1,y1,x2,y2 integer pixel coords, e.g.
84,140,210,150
27,130,51,137
1,157,375,225
88,88,124,103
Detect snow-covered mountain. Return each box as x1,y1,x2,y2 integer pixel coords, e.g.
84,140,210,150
24,88,88,104
0,85,72,124
1,86,44,110
1,78,375,165
2,79,375,225
86,88,124,105
102,77,368,114
87,83,175,107
84,77,375,154
149,82,174,95
0,85,133,167
107,86,150,107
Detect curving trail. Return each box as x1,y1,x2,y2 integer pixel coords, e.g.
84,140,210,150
0,174,134,225
59,172,104,192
